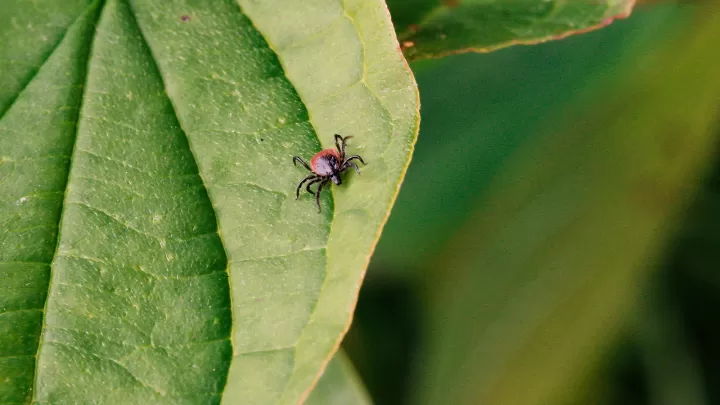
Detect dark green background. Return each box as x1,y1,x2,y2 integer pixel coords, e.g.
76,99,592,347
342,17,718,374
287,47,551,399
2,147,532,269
344,4,720,405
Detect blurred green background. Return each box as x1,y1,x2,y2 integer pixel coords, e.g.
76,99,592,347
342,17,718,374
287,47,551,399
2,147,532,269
343,3,720,405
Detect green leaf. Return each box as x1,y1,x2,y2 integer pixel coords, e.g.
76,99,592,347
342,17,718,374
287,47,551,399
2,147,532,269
0,0,418,403
410,4,720,405
387,0,635,61
306,352,372,405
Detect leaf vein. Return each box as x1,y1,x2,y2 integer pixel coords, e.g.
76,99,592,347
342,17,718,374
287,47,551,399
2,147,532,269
194,119,310,139
0,261,50,267
48,341,169,396
0,354,35,360
76,147,154,175
0,308,44,318
68,200,168,243
0,8,87,121
233,247,325,264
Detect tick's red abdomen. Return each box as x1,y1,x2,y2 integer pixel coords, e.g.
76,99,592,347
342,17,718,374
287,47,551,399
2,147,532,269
310,149,341,176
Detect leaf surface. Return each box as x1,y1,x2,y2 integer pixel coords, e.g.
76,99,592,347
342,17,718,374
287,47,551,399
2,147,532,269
387,0,636,61
0,0,418,403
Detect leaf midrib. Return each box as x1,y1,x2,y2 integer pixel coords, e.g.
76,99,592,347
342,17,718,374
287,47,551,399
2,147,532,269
26,0,239,401
26,1,103,404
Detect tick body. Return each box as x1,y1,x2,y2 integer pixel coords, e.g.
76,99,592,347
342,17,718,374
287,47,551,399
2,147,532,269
293,134,366,212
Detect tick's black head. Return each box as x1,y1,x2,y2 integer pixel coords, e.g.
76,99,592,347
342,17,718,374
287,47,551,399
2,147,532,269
330,173,342,185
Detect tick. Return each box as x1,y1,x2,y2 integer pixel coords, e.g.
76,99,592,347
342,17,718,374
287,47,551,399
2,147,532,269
293,134,366,212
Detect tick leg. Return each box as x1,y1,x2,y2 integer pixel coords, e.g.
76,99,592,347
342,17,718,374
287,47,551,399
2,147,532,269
315,179,329,213
341,162,361,175
344,155,365,165
334,134,343,153
306,177,323,195
293,156,312,171
296,175,317,200
335,134,353,157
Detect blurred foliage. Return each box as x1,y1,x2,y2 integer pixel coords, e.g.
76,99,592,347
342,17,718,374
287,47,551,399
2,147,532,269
373,4,690,272
655,164,720,405
411,1,720,399
570,147,720,405
343,278,421,405
345,3,720,405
